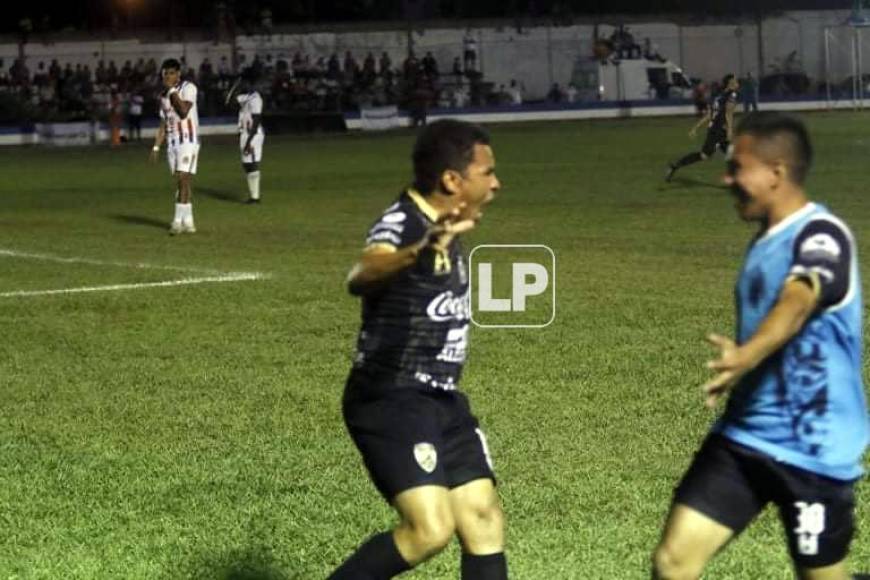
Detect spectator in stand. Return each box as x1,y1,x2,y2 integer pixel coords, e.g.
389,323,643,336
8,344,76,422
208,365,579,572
452,57,463,83
403,51,420,82
120,60,133,82
740,72,758,113
107,60,119,83
127,90,144,141
692,81,709,117
343,51,359,83
422,52,439,79
547,82,564,103
363,52,377,85
379,52,393,80
463,30,478,72
565,82,578,103
507,79,523,105
327,53,340,80
408,80,431,127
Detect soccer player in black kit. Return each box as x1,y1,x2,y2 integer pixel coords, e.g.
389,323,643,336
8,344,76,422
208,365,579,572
329,119,507,580
666,74,740,182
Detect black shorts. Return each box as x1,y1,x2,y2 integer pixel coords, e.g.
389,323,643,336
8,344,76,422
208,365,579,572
674,434,857,568
343,376,495,502
702,128,729,157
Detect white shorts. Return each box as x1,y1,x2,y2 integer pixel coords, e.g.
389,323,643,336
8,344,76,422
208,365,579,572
167,143,200,175
240,133,264,164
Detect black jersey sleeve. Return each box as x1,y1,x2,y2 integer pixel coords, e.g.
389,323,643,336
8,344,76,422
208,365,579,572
364,205,429,250
789,218,853,309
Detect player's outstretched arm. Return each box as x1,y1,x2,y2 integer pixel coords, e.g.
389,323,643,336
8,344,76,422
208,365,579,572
149,120,166,163
725,101,736,141
224,76,242,106
347,212,475,296
346,241,428,296
702,277,818,408
688,111,710,138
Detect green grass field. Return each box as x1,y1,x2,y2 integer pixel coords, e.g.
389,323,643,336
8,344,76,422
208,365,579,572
1,113,869,579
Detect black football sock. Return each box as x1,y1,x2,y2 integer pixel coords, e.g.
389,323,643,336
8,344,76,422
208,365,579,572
329,532,411,580
674,152,703,168
461,552,508,580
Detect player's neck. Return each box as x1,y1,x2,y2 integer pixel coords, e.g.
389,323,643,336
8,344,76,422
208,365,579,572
424,192,461,220
765,189,809,230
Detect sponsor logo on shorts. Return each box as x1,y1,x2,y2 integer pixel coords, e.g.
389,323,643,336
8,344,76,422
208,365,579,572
413,442,438,473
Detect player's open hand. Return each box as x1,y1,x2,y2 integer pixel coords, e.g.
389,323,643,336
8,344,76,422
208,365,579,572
702,333,750,409
429,202,475,249
688,127,697,139
148,148,159,163
244,144,253,156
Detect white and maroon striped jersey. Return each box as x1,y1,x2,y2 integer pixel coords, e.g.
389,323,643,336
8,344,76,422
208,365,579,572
159,81,199,146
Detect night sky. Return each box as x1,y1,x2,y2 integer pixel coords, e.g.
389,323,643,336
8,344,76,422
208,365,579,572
0,0,855,34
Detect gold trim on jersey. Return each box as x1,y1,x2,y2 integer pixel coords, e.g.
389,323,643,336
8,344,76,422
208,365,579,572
407,189,440,222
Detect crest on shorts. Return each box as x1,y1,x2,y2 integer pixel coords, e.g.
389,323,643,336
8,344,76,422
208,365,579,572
182,156,190,163
413,442,437,474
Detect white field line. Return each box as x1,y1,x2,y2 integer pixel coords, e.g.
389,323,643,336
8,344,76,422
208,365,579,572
0,247,267,298
0,247,222,275
0,273,265,298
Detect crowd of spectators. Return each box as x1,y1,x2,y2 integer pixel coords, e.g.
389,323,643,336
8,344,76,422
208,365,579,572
0,47,498,126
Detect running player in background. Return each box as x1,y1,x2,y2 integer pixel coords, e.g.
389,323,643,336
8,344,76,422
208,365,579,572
330,119,508,580
666,74,739,182
149,58,200,235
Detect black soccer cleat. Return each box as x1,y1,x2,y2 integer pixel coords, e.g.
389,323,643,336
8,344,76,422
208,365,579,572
245,198,261,204
665,163,677,182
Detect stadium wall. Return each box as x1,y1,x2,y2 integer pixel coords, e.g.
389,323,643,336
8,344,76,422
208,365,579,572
0,10,858,102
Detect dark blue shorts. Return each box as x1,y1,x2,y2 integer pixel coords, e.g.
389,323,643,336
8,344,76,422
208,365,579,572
674,434,857,568
343,375,495,502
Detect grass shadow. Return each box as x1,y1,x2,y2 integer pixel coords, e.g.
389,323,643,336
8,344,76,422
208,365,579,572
186,548,291,580
110,214,168,229
198,186,245,204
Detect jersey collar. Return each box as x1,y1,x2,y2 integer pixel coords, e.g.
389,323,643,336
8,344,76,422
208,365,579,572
407,188,440,222
758,202,816,242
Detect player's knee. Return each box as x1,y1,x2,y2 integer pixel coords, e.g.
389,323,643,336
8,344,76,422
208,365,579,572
404,513,455,556
242,162,257,173
460,494,504,533
652,541,701,580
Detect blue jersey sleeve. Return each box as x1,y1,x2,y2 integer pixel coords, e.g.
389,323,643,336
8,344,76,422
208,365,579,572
789,218,852,309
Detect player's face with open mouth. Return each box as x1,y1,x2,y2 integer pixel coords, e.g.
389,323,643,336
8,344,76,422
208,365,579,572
723,135,774,222
457,143,499,222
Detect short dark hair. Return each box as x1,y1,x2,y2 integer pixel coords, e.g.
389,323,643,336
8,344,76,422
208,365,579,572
736,112,813,184
161,58,181,72
412,119,490,195
721,73,735,87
